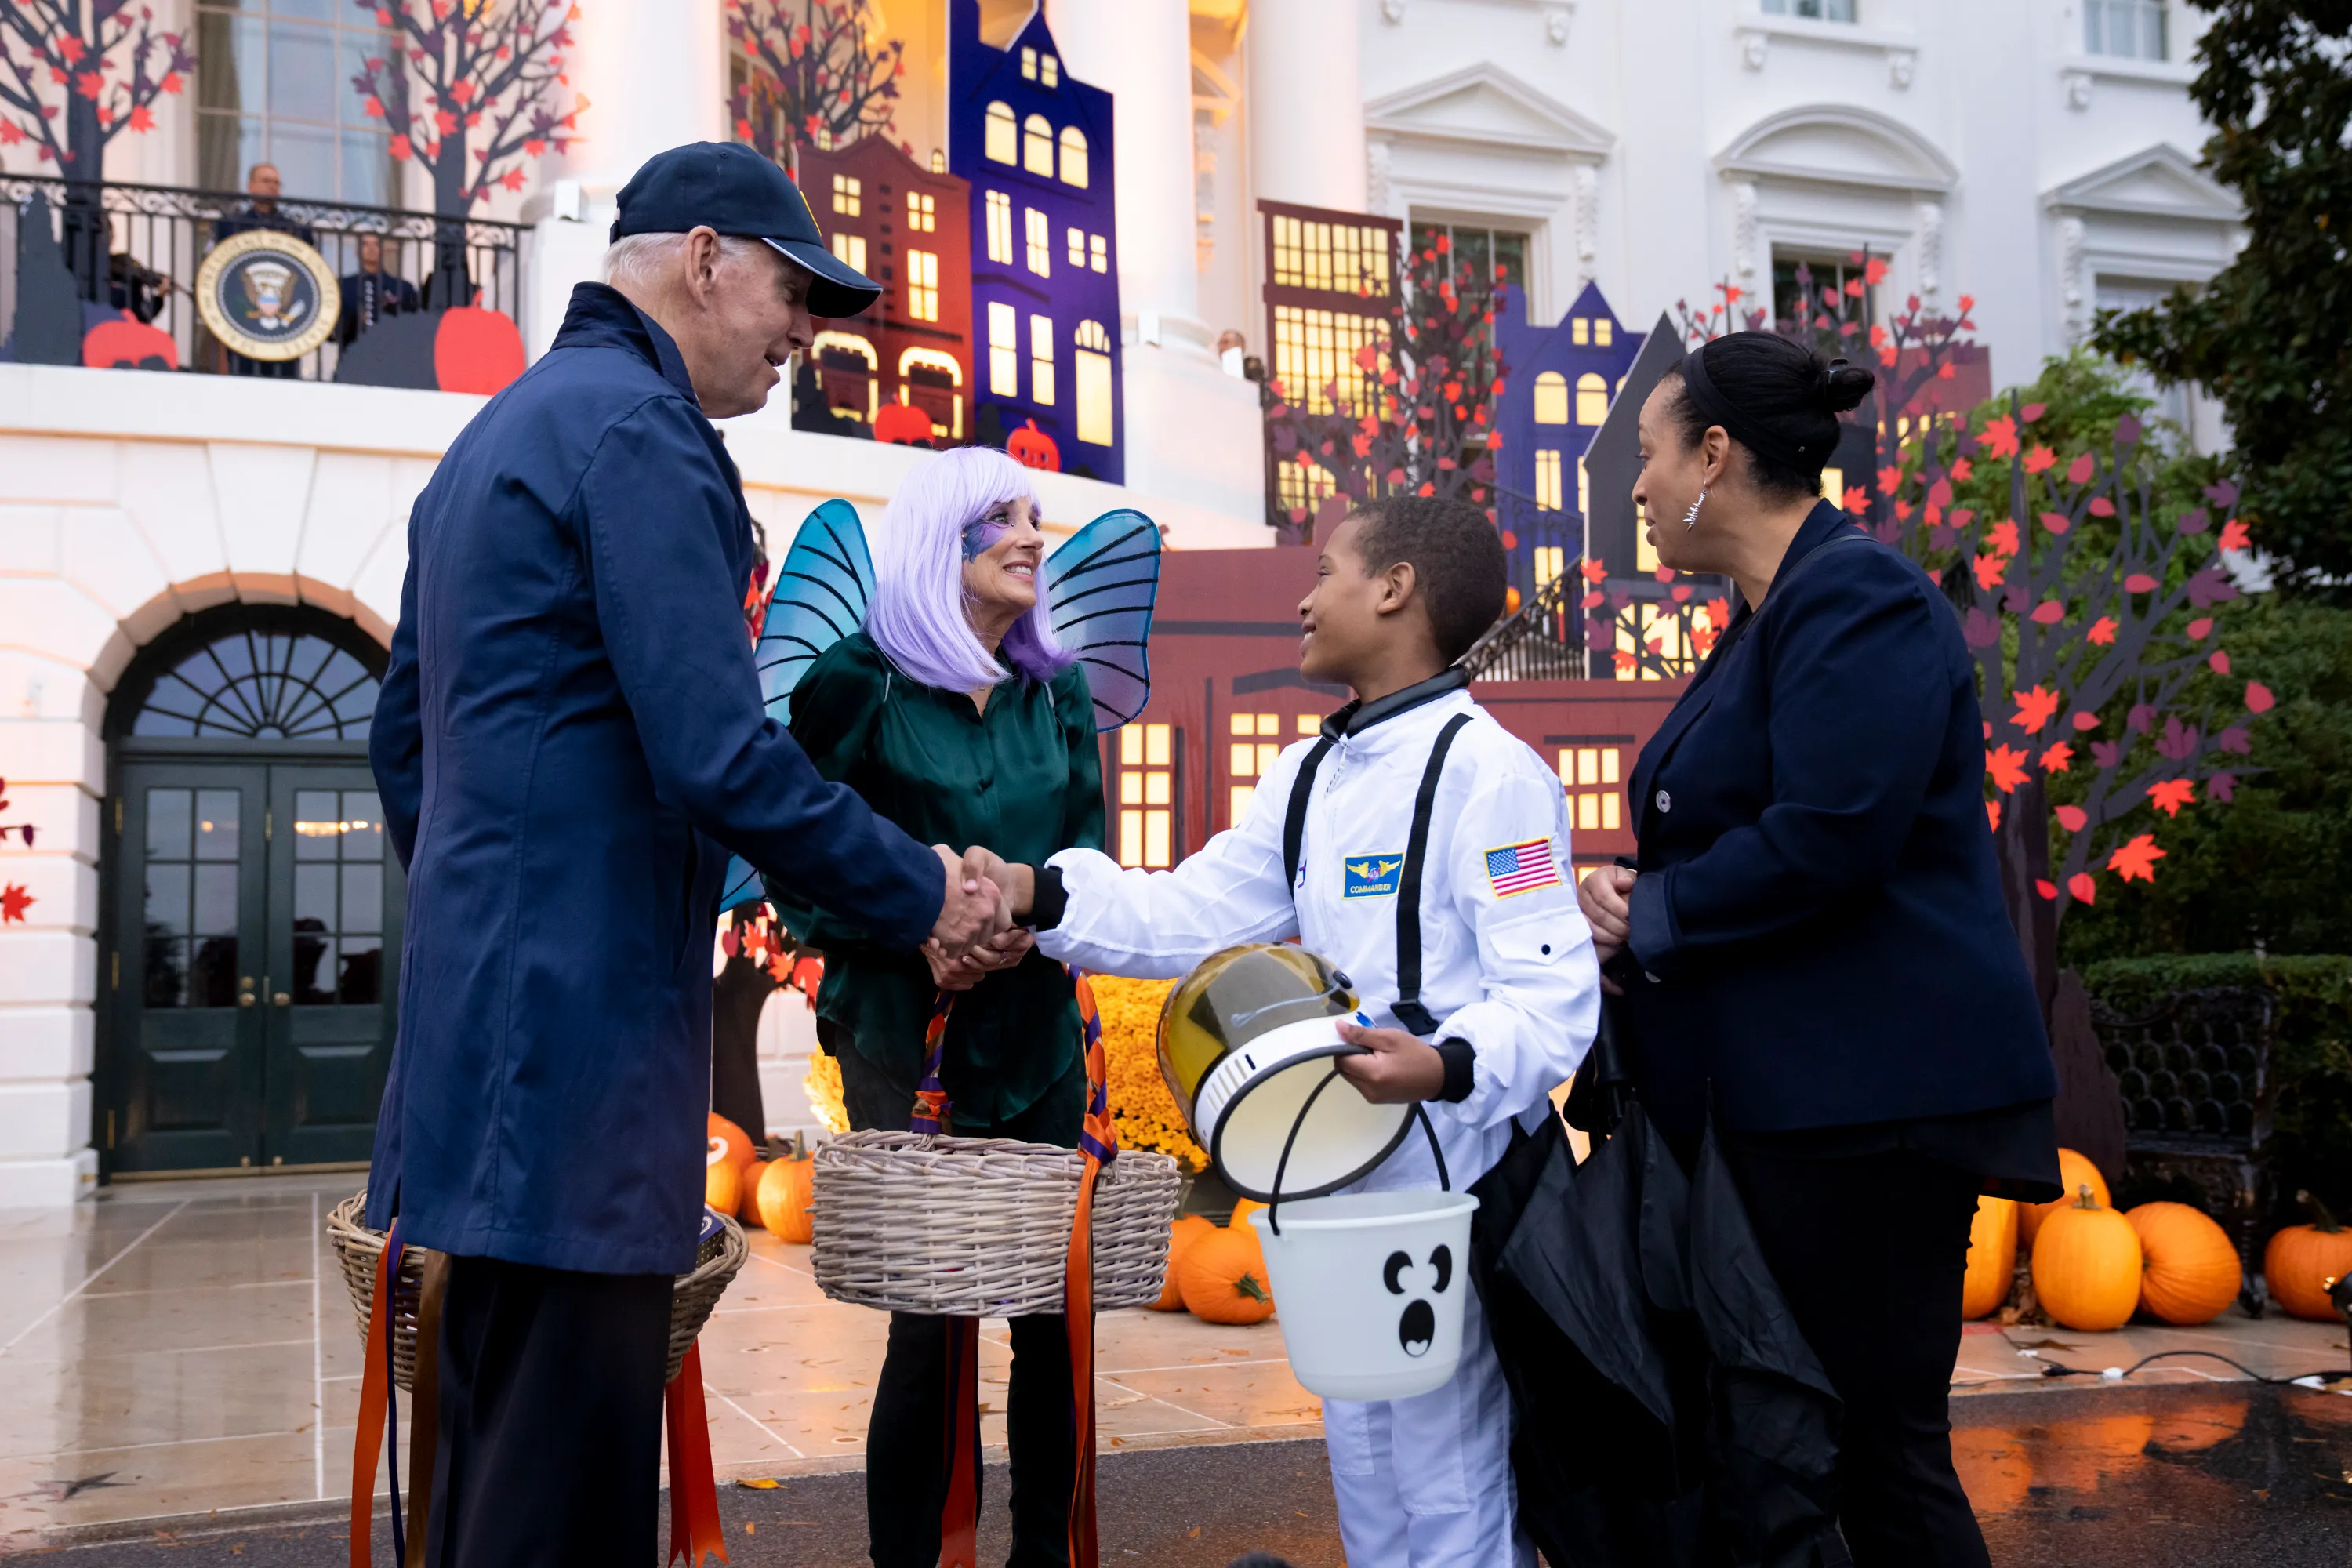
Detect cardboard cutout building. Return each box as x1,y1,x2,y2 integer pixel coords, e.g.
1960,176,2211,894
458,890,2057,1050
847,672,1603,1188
948,0,1123,481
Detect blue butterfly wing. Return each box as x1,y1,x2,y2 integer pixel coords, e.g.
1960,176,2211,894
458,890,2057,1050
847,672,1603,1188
756,498,875,720
1044,509,1161,732
721,499,875,912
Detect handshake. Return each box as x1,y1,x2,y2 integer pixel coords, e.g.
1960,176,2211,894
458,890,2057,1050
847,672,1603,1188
923,844,1036,994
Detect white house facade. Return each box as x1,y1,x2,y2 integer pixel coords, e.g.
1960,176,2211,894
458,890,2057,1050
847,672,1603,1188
0,0,2240,1205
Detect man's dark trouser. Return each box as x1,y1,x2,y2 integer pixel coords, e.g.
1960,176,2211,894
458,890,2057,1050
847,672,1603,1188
837,1040,1083,1568
426,1254,673,1568
1723,1145,1991,1568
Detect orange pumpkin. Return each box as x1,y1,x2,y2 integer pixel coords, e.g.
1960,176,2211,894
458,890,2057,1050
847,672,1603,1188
1178,1223,1276,1325
2263,1191,2352,1321
434,304,527,395
2127,1202,2241,1325
1152,1214,1218,1311
1228,1196,1267,1230
704,1154,742,1216
2020,1149,2110,1247
1006,418,1061,473
708,1112,757,1174
873,400,935,447
2032,1183,2141,1331
1962,1196,2019,1319
739,1159,770,1223
756,1146,816,1244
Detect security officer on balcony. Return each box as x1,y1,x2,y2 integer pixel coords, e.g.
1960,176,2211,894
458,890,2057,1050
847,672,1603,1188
366,143,1012,1566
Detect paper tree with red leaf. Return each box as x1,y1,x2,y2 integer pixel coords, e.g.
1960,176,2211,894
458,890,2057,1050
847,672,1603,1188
349,0,584,298
725,0,903,172
1261,232,1503,545
0,0,189,175
0,775,34,927
0,0,192,297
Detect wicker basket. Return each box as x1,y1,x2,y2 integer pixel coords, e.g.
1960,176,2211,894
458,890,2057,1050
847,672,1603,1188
325,1189,748,1388
810,1132,1182,1316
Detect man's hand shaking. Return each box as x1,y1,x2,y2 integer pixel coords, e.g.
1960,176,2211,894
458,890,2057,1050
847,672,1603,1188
928,844,1013,960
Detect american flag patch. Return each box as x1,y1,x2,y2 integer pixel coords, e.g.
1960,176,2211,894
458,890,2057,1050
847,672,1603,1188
1484,838,1561,898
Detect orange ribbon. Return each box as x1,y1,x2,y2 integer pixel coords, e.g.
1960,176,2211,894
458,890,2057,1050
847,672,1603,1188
350,1231,395,1568
665,1342,729,1567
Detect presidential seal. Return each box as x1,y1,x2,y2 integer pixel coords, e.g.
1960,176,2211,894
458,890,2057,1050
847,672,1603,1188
194,228,340,362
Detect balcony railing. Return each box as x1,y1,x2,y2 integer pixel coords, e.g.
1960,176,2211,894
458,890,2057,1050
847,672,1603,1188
2,176,529,384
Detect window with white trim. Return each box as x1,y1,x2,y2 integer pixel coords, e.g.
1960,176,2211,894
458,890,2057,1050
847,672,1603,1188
1029,313,1056,406
985,191,1013,263
1025,206,1051,276
988,302,1018,396
985,101,1016,164
905,249,938,323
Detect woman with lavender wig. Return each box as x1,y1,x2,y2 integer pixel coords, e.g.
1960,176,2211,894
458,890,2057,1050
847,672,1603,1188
771,445,1102,1568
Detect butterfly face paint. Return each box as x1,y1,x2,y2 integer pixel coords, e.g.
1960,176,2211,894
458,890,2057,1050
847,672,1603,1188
961,506,1017,562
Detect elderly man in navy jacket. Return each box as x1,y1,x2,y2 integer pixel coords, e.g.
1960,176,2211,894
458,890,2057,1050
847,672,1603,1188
365,143,1005,1565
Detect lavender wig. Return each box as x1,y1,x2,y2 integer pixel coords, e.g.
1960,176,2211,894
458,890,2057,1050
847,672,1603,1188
865,446,1073,693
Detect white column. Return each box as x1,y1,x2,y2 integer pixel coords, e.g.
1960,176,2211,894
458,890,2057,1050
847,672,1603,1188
1045,0,1203,347
1248,0,1366,212
522,0,726,355
1046,0,1263,528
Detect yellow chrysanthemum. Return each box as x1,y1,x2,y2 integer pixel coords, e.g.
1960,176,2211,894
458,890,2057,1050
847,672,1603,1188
1091,975,1207,1172
804,1051,850,1136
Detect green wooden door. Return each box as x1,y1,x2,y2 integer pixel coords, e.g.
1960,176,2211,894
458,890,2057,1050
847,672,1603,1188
105,761,403,1173
109,764,271,1172
264,769,404,1165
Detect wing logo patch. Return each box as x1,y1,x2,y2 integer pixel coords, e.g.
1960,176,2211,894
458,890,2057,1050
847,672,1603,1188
1343,854,1404,899
1484,838,1561,898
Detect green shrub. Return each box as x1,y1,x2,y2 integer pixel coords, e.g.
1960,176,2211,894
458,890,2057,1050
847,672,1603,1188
2082,955,2352,1220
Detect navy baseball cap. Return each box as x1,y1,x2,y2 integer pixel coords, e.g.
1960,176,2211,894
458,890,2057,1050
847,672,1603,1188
611,141,880,318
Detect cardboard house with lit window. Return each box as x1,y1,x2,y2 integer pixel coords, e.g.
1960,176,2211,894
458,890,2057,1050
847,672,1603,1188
1493,281,1646,597
792,136,974,445
947,0,1123,482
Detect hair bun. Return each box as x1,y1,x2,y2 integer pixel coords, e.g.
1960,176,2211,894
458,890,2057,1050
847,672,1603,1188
1819,356,1875,415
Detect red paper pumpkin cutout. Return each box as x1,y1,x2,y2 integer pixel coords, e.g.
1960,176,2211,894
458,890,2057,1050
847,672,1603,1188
82,313,179,372
873,401,935,447
1006,418,1061,473
434,306,526,396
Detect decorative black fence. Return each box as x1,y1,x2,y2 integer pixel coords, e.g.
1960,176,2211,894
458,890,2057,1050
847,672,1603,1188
2093,985,2277,1312
2,176,529,384
1461,562,1588,680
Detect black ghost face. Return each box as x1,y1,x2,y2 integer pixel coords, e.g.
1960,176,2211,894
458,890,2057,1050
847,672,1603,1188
1381,1244,1454,1357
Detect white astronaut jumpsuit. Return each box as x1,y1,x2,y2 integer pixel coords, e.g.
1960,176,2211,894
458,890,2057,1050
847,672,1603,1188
1037,673,1600,1568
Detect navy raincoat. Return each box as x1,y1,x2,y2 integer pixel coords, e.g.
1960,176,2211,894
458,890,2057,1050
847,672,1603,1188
365,283,942,1276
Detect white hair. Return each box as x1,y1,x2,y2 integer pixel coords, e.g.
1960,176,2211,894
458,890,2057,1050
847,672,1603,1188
600,230,770,291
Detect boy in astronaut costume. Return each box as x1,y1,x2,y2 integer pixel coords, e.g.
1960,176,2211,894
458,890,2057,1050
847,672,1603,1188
968,496,1600,1568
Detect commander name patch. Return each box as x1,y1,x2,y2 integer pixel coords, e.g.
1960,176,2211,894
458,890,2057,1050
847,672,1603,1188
1343,852,1404,899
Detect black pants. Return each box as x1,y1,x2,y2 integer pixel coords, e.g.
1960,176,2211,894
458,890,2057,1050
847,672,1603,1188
426,1254,673,1568
837,1040,1083,1568
1722,1145,1991,1568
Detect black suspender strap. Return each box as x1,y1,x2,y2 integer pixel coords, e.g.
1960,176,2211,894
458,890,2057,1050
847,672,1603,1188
1394,713,1473,1037
1281,736,1335,893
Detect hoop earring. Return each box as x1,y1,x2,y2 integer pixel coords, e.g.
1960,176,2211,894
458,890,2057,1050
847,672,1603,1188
1683,489,1708,530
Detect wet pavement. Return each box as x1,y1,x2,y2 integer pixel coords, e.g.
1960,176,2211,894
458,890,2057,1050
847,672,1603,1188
42,1384,2352,1566
9,1171,2352,1561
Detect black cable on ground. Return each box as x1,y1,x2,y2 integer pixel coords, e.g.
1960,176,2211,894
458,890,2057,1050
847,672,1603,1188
2011,1345,2352,1386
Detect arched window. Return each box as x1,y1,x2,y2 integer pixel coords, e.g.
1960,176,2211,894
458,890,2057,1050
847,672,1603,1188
1532,371,1569,426
1058,125,1088,188
1023,114,1054,176
1576,372,1608,426
125,622,382,739
985,101,1017,164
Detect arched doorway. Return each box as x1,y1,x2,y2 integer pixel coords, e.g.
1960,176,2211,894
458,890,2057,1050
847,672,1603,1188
98,604,401,1176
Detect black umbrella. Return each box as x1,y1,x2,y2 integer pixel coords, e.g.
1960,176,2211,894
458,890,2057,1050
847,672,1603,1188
1472,998,1849,1566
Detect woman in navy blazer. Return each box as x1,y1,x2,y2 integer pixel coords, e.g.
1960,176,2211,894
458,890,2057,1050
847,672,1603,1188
1578,332,2060,1567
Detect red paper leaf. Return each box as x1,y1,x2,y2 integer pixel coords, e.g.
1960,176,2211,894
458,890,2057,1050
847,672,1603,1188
2218,519,2251,552
2029,601,2065,626
2147,779,2196,818
2034,880,2058,901
1985,800,2001,833
2023,445,2057,474
2011,686,2062,734
2107,833,2165,884
2245,681,2274,713
2087,497,2115,517
2020,401,2047,423
1973,554,2008,591
1985,744,2031,794
2042,743,2074,775
2065,452,2095,485
2124,573,2159,593
2055,804,2088,832
2071,711,2101,732
2209,650,2230,675
2067,873,2096,906
2186,617,2212,640
2085,618,2118,646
